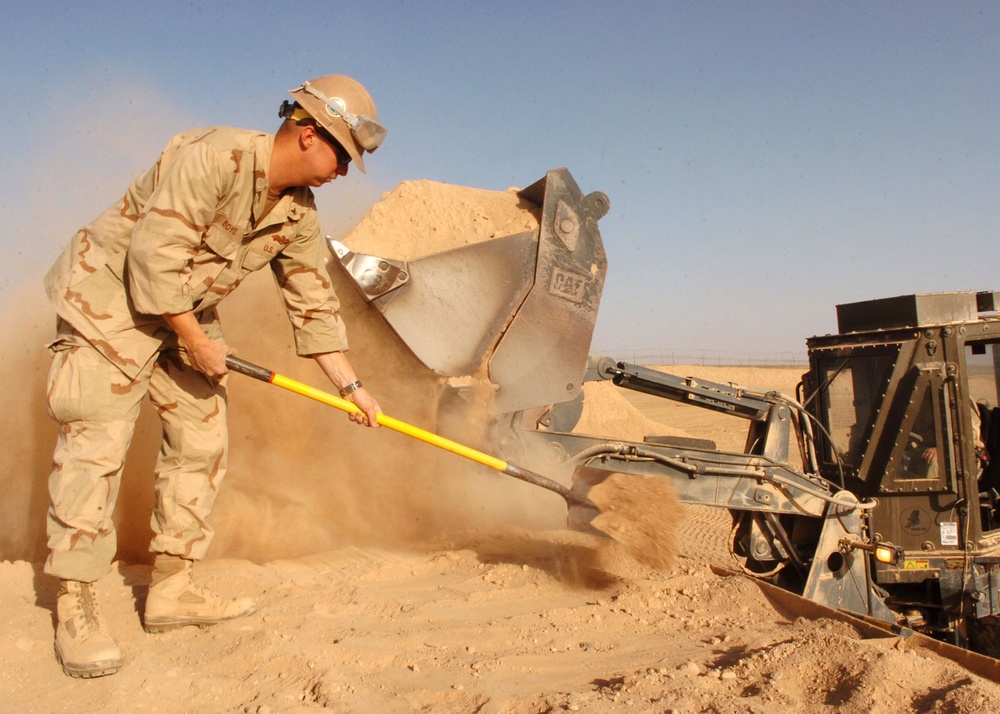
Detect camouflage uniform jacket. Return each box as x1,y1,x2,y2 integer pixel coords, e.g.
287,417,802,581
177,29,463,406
44,127,348,379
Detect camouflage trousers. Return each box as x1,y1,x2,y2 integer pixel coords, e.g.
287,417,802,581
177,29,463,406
44,325,228,582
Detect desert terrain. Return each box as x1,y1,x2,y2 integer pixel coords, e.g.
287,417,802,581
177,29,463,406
5,363,1000,713
3,181,1000,712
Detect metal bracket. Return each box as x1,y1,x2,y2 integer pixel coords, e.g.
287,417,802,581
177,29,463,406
328,238,409,301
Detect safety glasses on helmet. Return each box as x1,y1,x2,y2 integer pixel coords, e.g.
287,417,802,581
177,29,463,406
297,81,386,153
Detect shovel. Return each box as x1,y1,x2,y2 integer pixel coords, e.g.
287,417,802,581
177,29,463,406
225,356,598,515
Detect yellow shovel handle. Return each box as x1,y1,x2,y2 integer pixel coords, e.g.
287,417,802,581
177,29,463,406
227,356,509,472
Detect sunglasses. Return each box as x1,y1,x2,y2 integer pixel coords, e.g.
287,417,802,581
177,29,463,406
316,126,352,166
279,101,353,166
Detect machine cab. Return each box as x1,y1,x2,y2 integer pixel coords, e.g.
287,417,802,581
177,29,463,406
805,291,1000,550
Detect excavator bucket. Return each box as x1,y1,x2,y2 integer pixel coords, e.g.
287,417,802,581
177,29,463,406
329,168,609,416
326,168,680,556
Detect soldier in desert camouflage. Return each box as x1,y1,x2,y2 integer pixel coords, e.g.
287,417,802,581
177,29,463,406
42,74,385,678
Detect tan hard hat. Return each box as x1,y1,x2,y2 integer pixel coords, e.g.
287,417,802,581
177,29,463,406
288,75,385,173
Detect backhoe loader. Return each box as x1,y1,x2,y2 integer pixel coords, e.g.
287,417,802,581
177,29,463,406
329,167,1000,659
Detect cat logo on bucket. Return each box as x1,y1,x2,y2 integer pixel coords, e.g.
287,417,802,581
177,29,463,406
549,266,588,303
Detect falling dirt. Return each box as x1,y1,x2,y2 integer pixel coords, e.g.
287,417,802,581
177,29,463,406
589,473,684,571
3,177,1000,711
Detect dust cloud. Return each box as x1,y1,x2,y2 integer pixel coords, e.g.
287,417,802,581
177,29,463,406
211,179,560,562
589,473,685,571
0,287,60,562
1,178,573,566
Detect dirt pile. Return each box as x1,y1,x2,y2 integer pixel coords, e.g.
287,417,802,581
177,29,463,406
574,380,693,443
341,179,540,259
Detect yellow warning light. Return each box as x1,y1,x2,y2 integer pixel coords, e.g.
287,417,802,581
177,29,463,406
875,545,897,564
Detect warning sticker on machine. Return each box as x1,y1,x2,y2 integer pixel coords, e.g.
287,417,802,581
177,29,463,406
940,522,959,546
904,560,930,569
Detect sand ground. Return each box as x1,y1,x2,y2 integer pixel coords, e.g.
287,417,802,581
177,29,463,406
4,365,1000,713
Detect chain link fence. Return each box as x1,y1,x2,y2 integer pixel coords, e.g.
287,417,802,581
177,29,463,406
592,348,808,367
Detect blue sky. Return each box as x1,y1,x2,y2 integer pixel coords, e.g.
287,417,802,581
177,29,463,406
2,2,997,358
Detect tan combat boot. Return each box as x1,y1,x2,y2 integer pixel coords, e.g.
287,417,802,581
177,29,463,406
144,554,256,633
54,580,123,678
